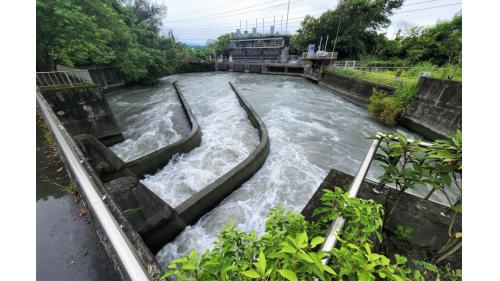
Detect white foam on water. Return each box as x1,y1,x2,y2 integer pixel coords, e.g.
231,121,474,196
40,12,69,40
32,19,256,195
106,83,190,162
141,75,260,209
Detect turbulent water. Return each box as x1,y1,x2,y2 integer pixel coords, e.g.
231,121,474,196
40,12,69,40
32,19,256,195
105,72,457,268
106,81,191,162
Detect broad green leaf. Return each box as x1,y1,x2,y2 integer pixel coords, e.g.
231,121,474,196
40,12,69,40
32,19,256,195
278,269,298,281
257,251,266,276
310,236,325,248
241,270,260,278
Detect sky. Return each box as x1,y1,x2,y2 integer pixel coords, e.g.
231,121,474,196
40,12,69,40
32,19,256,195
159,0,462,46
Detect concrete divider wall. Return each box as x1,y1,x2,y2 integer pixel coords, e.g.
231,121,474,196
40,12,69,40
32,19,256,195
125,81,202,178
401,77,462,140
320,71,396,107
175,81,270,225
302,169,461,264
41,87,125,146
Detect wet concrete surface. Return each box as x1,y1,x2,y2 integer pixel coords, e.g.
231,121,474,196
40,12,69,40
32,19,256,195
36,113,119,281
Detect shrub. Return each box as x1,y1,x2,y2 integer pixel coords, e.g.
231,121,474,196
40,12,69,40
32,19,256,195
368,89,403,126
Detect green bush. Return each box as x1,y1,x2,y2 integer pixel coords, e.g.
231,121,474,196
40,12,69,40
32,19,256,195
368,89,403,126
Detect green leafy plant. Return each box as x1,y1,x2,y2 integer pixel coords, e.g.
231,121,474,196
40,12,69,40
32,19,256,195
368,89,403,125
394,225,413,241
331,239,411,281
313,186,384,244
373,130,462,264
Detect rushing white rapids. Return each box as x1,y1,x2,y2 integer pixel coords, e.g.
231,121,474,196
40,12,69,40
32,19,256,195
105,72,458,268
106,82,190,162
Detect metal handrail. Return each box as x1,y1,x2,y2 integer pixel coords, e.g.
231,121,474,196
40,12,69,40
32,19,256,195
36,70,94,90
321,134,382,264
36,90,151,281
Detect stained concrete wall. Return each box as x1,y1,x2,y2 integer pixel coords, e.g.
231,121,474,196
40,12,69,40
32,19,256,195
87,67,126,92
175,82,270,225
41,87,124,146
302,169,461,263
401,77,462,140
320,71,396,107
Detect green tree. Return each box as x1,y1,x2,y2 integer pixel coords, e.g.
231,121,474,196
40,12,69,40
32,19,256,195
292,0,403,59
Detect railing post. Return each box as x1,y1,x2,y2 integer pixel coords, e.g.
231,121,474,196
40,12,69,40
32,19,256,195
64,72,73,87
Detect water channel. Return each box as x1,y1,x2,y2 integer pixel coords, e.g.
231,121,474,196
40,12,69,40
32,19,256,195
106,72,455,267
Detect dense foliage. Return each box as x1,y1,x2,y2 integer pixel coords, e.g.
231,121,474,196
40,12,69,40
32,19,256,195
36,0,194,84
290,0,461,67
290,0,404,59
163,186,461,280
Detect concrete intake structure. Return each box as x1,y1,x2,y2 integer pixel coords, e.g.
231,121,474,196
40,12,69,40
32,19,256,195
175,81,270,226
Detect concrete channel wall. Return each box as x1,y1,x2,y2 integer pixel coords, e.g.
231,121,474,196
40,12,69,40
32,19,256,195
401,77,462,140
40,87,125,146
319,71,397,107
175,81,270,226
302,169,461,264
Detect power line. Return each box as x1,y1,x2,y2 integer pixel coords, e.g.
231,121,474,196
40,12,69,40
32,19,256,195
164,0,303,23
165,0,282,22
174,2,461,41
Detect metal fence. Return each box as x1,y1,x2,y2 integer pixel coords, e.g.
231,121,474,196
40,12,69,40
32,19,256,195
36,70,95,90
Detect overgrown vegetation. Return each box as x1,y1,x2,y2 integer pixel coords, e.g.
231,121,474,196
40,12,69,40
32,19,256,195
36,0,195,84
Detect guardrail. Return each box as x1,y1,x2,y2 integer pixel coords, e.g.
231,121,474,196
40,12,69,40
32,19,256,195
36,90,151,281
36,70,95,90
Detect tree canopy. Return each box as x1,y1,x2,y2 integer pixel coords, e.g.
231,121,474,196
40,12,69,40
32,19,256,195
36,0,193,84
290,0,404,59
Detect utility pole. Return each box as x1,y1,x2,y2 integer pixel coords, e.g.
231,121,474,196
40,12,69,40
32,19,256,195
262,17,264,34
324,35,329,51
240,20,242,32
318,36,322,52
330,16,343,68
280,16,283,34
285,0,290,33
246,19,248,33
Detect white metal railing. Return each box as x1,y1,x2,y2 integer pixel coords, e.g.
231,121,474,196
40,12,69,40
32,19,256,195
36,70,95,90
36,90,151,281
321,134,382,264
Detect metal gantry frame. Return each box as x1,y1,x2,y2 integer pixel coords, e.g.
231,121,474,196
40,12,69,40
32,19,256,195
36,90,151,281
